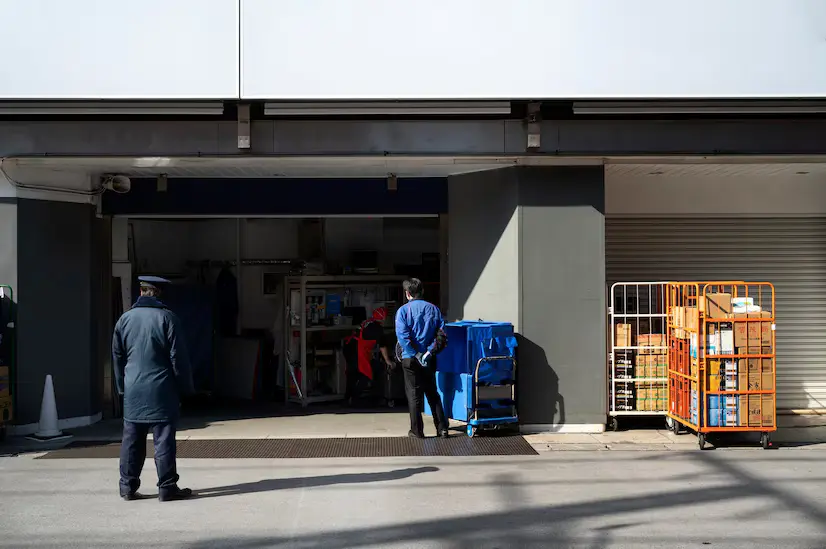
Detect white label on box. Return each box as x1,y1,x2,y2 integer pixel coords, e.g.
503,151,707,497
721,328,734,354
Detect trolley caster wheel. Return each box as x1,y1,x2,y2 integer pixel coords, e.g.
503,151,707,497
698,433,708,451
609,417,620,432
387,399,396,409
467,425,476,438
670,418,682,435
761,432,772,450
665,416,675,431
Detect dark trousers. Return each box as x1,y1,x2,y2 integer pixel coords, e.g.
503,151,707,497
119,420,179,496
402,358,448,436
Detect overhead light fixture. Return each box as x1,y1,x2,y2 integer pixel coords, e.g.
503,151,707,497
264,101,511,116
572,101,826,115
0,102,225,115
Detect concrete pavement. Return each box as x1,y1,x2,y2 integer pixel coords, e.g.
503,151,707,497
2,449,826,548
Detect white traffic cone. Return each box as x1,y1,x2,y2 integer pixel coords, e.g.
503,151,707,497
28,375,70,441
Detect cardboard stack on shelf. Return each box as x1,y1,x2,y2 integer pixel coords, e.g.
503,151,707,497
611,324,635,410
612,323,668,413
635,334,668,412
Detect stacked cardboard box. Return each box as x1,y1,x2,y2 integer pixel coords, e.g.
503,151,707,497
635,381,668,411
615,350,634,380
611,381,636,411
616,324,632,347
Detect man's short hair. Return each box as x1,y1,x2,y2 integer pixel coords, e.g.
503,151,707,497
403,278,424,299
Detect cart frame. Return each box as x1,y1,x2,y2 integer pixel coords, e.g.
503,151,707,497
608,282,670,431
466,355,517,437
666,281,777,449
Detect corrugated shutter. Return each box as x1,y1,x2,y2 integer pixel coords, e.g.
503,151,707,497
606,217,826,411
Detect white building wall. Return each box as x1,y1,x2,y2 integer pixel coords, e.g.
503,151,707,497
2,0,825,100
0,0,239,99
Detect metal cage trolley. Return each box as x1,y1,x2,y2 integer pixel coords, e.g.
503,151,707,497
608,282,670,431
667,282,777,450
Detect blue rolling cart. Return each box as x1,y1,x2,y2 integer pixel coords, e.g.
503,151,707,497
425,321,518,437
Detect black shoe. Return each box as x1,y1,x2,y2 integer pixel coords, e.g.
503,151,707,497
437,429,451,439
408,430,425,439
121,492,145,501
159,487,193,502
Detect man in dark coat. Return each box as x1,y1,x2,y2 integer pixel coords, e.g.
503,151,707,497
112,276,195,502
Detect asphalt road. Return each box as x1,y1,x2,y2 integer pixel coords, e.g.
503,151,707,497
1,449,825,548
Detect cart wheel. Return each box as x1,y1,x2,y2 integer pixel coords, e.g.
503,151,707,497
467,425,476,438
387,399,396,408
698,433,707,451
609,417,620,432
670,418,682,435
665,416,675,431
761,432,772,450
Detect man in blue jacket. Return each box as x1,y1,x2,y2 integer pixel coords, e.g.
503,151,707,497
395,278,449,438
112,276,195,502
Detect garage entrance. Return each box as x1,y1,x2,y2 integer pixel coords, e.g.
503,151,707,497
101,174,448,432
125,215,441,409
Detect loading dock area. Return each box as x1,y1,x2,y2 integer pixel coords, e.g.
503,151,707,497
2,118,826,436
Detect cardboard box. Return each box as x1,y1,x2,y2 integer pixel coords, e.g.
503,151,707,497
761,318,773,346
734,320,749,349
672,306,686,328
748,358,760,373
762,395,775,427
761,372,774,391
738,373,748,392
709,374,721,392
738,395,749,426
685,307,699,331
762,358,774,373
702,293,732,319
616,324,631,347
749,372,761,391
749,395,762,427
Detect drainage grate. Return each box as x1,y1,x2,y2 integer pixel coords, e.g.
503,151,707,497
36,436,537,459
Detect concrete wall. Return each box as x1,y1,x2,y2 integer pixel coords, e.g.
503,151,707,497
517,167,606,429
448,167,606,431
447,170,520,327
15,200,103,426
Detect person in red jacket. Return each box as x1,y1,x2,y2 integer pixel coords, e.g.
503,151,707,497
343,307,394,406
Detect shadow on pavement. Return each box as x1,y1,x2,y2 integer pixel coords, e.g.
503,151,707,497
194,466,439,500
182,451,826,549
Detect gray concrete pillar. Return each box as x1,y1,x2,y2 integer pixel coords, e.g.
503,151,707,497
448,166,606,432
15,199,104,428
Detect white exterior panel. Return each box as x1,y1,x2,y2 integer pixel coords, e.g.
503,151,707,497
241,0,826,100
0,0,239,99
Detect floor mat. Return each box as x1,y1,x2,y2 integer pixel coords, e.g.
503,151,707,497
36,436,537,459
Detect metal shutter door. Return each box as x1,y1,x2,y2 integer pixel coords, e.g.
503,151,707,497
606,217,826,411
